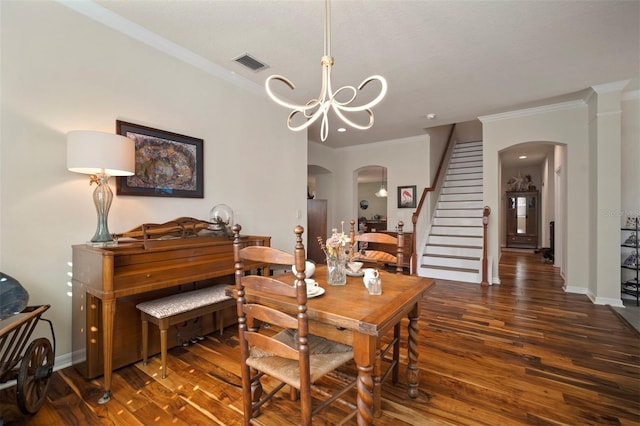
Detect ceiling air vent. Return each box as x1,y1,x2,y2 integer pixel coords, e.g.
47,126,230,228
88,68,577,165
233,53,268,72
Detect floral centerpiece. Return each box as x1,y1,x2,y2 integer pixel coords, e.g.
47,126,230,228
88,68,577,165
317,222,350,285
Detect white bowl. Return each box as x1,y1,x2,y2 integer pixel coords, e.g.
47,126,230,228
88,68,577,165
292,260,316,278
347,261,364,273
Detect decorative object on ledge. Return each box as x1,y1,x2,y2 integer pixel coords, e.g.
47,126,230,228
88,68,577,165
506,172,535,192
209,204,234,237
398,185,417,208
265,0,387,142
116,120,204,198
67,130,135,243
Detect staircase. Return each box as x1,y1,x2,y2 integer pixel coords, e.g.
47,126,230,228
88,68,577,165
419,140,484,283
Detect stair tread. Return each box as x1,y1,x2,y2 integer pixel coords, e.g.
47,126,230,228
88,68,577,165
426,243,483,249
422,253,480,261
433,216,483,219
431,235,482,239
432,225,482,228
420,264,478,273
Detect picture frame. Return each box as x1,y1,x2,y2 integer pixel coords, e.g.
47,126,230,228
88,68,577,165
397,185,417,208
116,120,204,198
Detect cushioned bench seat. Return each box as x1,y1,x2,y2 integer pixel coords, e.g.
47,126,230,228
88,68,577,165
136,284,235,378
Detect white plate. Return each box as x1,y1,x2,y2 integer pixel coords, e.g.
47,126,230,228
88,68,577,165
346,270,364,277
307,286,325,298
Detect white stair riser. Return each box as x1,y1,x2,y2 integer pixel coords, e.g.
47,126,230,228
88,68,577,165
449,160,483,169
432,217,483,226
419,267,480,283
449,160,482,170
446,172,483,181
442,185,483,195
427,235,482,246
440,193,483,202
434,209,484,218
425,245,483,257
454,141,482,150
444,179,483,188
423,256,480,269
438,200,483,209
451,154,482,162
452,148,482,156
431,226,483,236
447,166,483,175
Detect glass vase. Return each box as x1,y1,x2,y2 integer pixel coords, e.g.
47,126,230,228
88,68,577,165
326,246,347,285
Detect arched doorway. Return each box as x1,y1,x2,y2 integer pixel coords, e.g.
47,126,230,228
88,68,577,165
356,165,387,233
499,142,565,267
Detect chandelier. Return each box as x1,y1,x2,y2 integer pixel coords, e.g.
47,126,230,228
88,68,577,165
375,166,388,198
265,0,387,142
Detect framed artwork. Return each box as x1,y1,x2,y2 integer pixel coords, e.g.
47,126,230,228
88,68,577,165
397,185,417,208
116,120,204,198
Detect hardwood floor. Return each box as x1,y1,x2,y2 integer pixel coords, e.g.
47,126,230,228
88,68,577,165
2,251,639,425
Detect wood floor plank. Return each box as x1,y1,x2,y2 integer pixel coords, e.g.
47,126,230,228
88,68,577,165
1,251,638,425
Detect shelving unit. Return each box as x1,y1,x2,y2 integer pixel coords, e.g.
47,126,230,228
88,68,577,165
621,217,639,306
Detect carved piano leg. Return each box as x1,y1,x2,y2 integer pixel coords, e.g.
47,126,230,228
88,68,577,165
99,297,116,404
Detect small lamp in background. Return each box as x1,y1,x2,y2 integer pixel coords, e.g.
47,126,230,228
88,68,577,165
67,130,135,244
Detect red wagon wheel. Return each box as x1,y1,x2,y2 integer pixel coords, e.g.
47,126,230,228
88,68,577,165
16,337,54,414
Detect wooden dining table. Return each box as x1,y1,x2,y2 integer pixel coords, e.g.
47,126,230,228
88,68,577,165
232,265,434,425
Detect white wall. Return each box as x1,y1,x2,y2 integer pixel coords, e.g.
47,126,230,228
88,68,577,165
482,102,590,289
621,92,640,222
482,88,637,305
309,135,430,235
0,2,306,360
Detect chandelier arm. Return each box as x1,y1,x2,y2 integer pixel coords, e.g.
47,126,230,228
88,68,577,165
320,110,330,142
336,75,388,112
332,105,375,130
265,75,322,111
287,102,331,132
330,85,358,106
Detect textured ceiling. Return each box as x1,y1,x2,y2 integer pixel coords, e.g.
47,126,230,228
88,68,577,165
80,0,639,151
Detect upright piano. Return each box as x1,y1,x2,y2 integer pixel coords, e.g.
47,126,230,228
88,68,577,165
71,218,270,401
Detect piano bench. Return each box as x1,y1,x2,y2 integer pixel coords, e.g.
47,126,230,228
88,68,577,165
136,284,235,379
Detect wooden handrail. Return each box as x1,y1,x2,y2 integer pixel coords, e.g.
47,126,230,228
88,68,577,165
481,206,491,285
410,123,456,274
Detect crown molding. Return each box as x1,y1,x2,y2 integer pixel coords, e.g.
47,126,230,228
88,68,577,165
478,100,586,123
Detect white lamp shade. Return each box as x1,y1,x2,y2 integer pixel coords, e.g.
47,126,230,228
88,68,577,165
67,130,135,176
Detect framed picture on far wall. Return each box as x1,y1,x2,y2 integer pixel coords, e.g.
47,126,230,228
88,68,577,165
397,185,416,208
116,120,204,198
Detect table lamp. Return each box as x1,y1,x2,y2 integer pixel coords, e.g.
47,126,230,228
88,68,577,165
67,130,135,243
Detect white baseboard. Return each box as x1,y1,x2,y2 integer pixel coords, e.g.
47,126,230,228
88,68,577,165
0,351,72,391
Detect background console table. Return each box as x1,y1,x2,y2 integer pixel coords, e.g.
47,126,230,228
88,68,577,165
71,218,269,402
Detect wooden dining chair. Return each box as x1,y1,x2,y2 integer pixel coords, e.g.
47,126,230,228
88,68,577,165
349,219,404,274
233,224,356,425
349,219,404,416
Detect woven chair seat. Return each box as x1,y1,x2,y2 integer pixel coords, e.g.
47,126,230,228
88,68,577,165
247,328,353,389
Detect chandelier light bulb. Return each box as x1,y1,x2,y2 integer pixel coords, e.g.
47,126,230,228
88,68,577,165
265,0,387,142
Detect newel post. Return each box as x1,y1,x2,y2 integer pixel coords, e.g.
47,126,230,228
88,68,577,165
481,206,491,286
